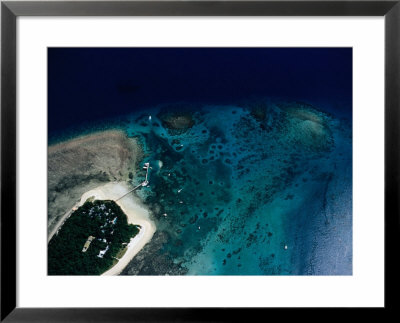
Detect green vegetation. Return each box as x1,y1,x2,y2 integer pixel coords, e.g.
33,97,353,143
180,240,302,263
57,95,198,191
115,246,129,259
48,200,140,275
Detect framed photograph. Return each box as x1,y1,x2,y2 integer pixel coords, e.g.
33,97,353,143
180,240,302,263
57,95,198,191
1,0,398,320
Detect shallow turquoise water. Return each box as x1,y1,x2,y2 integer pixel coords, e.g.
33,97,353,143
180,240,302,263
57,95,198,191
110,100,352,275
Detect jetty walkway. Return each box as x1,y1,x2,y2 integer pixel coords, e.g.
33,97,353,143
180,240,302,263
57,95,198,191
116,163,150,201
48,163,151,243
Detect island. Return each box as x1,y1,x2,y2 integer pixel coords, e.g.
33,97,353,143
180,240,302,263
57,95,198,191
48,199,140,275
48,181,156,275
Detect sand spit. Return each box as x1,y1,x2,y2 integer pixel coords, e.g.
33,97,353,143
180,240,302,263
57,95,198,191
48,130,142,236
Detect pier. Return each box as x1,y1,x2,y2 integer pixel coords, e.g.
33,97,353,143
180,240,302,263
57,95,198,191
115,162,150,202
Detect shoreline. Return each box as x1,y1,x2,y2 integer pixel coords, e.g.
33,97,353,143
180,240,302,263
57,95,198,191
54,181,156,276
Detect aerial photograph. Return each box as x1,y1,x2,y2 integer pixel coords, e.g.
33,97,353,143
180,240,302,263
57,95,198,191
48,48,352,275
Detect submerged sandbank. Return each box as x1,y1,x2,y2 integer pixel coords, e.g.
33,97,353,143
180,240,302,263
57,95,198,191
48,129,142,237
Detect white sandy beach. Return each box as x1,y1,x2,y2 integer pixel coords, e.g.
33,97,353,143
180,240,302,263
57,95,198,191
67,182,156,276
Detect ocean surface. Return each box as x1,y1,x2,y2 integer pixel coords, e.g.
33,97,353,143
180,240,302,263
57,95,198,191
48,48,352,275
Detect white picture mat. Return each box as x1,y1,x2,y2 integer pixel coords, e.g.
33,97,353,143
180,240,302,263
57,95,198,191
17,17,384,307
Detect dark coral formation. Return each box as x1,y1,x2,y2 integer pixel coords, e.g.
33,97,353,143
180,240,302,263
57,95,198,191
120,231,188,275
279,102,334,152
157,104,197,134
249,102,268,122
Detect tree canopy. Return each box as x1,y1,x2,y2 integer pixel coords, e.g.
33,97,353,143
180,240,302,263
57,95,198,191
48,200,140,275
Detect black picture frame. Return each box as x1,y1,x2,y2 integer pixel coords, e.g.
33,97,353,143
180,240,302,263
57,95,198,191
1,0,399,321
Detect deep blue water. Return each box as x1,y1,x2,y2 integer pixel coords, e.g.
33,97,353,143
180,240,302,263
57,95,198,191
48,48,352,140
48,48,352,275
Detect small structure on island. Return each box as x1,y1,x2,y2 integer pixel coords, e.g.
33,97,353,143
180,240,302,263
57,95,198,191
82,235,95,252
115,162,151,201
97,245,110,258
